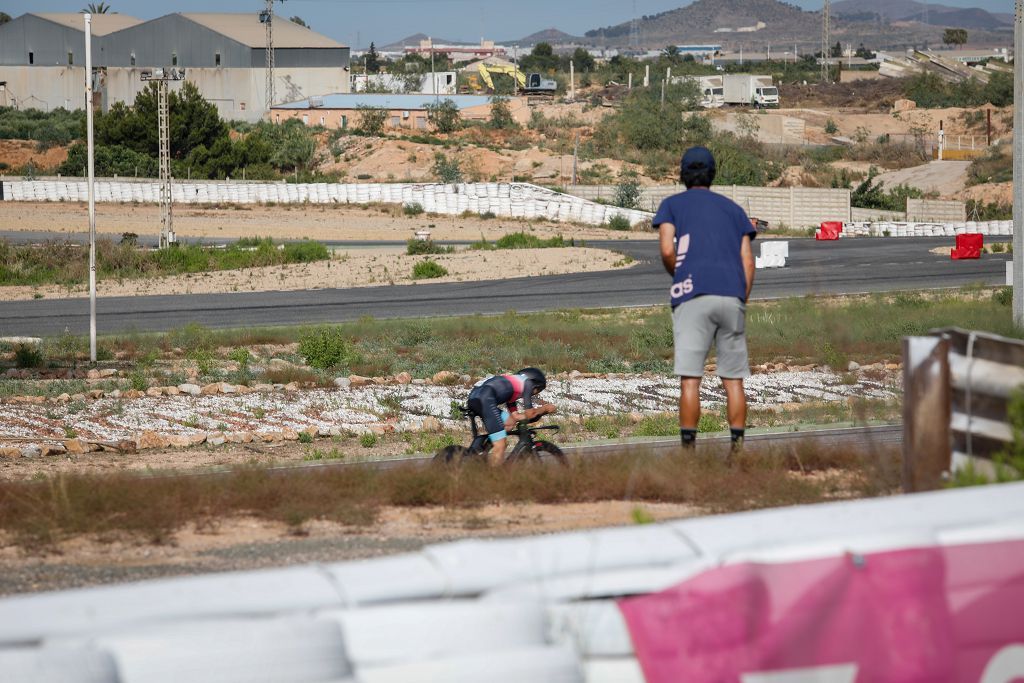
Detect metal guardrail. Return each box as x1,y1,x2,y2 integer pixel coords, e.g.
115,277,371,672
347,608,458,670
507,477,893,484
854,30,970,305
903,328,1024,491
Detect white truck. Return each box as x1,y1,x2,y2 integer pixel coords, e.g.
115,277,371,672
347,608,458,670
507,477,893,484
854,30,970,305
671,75,725,109
722,74,779,108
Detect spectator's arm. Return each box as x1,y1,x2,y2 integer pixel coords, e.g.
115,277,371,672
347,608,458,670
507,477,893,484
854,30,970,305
741,234,755,301
659,223,677,276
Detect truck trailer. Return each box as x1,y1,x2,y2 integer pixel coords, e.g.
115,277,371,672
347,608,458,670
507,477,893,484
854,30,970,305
722,74,779,108
671,75,725,108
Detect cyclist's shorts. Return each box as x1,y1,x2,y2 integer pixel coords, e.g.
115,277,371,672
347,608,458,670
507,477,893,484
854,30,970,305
467,385,509,442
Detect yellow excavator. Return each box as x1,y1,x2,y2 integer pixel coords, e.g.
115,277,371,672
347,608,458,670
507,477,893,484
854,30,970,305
476,62,557,96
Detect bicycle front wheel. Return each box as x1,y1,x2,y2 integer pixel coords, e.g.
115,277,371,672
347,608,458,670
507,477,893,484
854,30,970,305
532,441,568,466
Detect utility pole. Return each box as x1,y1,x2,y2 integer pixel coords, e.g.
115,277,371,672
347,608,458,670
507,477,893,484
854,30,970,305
260,0,284,111
821,0,831,83
84,14,97,362
141,68,186,249
1013,0,1023,325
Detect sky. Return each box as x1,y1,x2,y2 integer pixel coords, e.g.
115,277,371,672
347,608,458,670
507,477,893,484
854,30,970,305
1,0,1013,49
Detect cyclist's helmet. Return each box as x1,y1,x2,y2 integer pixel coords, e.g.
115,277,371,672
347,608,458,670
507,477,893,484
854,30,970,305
518,367,547,395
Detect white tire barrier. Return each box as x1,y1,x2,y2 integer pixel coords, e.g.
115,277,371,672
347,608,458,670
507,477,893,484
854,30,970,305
2,180,657,229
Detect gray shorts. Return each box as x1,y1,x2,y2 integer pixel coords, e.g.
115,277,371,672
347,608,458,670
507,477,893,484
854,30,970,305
672,295,750,379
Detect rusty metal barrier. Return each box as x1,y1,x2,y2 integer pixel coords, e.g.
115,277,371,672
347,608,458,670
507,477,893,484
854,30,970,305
903,328,1024,491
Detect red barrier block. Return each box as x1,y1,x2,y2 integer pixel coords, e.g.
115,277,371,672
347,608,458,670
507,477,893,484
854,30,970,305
952,233,983,260
816,223,841,241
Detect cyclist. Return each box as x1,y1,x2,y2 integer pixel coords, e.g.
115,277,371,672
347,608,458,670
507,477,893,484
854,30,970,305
467,367,557,466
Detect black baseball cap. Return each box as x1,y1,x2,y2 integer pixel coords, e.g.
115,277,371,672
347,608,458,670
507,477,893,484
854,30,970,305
681,146,716,173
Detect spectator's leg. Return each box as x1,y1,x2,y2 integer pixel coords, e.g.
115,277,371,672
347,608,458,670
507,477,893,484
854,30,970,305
679,377,701,448
722,378,747,449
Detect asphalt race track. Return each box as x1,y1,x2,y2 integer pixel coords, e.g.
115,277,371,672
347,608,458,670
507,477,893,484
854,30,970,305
0,235,1010,336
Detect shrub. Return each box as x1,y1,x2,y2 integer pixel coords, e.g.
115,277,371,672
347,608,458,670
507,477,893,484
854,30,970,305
412,260,449,280
298,432,314,444
607,215,632,231
993,287,1013,307
359,432,378,448
168,323,213,354
406,239,453,256
299,326,353,370
613,172,642,209
282,241,330,263
403,202,425,216
432,153,463,184
824,119,838,135
14,344,44,369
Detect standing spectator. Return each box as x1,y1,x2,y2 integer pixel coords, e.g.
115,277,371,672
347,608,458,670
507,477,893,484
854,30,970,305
653,147,757,451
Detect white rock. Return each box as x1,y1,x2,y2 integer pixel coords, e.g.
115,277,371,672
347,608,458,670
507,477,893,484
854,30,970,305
847,361,861,372
334,377,352,389
178,384,202,397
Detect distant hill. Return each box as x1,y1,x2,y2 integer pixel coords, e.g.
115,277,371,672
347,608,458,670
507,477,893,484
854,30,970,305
833,0,1011,30
512,28,581,46
379,33,467,51
584,0,824,47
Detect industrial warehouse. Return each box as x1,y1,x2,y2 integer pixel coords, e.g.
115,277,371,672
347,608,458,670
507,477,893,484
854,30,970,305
0,12,351,122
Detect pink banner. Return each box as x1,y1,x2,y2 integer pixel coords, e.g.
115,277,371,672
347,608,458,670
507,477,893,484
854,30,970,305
619,539,1024,682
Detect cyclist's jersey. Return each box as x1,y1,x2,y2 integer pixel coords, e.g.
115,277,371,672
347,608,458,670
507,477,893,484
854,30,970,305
473,373,535,410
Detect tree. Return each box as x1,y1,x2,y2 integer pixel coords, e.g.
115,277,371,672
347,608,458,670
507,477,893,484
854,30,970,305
0,12,11,25
943,28,968,47
571,47,595,72
425,99,462,134
831,41,843,58
661,45,682,64
289,16,308,28
613,171,641,209
432,152,463,183
488,96,516,130
80,2,111,13
365,43,381,74
522,42,558,73
355,105,387,136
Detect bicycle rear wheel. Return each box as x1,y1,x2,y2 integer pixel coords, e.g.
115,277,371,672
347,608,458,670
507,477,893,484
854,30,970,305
433,445,471,465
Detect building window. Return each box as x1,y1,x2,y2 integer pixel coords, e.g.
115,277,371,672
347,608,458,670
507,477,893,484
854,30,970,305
240,102,246,111
320,116,325,126
215,52,221,67
302,114,309,125
28,52,34,65
172,52,178,66
390,116,401,128
68,52,74,65
416,117,427,129
130,53,136,66
341,115,348,129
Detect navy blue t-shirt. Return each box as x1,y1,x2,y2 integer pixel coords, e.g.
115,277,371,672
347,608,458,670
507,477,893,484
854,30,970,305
652,188,756,308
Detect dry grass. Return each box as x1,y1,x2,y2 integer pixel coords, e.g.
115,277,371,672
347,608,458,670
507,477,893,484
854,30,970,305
0,441,900,551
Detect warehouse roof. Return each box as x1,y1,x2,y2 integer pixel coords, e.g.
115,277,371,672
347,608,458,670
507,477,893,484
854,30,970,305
31,13,143,35
274,94,498,110
178,13,346,49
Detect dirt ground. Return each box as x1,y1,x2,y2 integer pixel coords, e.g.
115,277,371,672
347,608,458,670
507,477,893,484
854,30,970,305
0,201,651,243
0,139,69,172
0,501,702,595
874,160,972,196
0,246,635,301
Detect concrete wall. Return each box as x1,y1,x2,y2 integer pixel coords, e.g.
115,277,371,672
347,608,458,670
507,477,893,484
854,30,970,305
566,185,851,227
851,207,905,222
0,66,86,111
907,198,966,222
711,113,807,145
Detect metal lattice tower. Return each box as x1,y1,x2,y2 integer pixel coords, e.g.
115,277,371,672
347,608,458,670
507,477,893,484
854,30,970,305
821,0,831,83
630,0,640,51
261,0,284,111
157,80,173,248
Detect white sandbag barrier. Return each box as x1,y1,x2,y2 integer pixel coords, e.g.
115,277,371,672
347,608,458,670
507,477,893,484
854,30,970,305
1,180,652,229
0,482,1022,681
843,220,1014,238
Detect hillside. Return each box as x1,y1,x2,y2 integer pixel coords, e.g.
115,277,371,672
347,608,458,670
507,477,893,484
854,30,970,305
380,33,466,51
833,0,1011,30
582,0,1007,49
512,28,581,46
